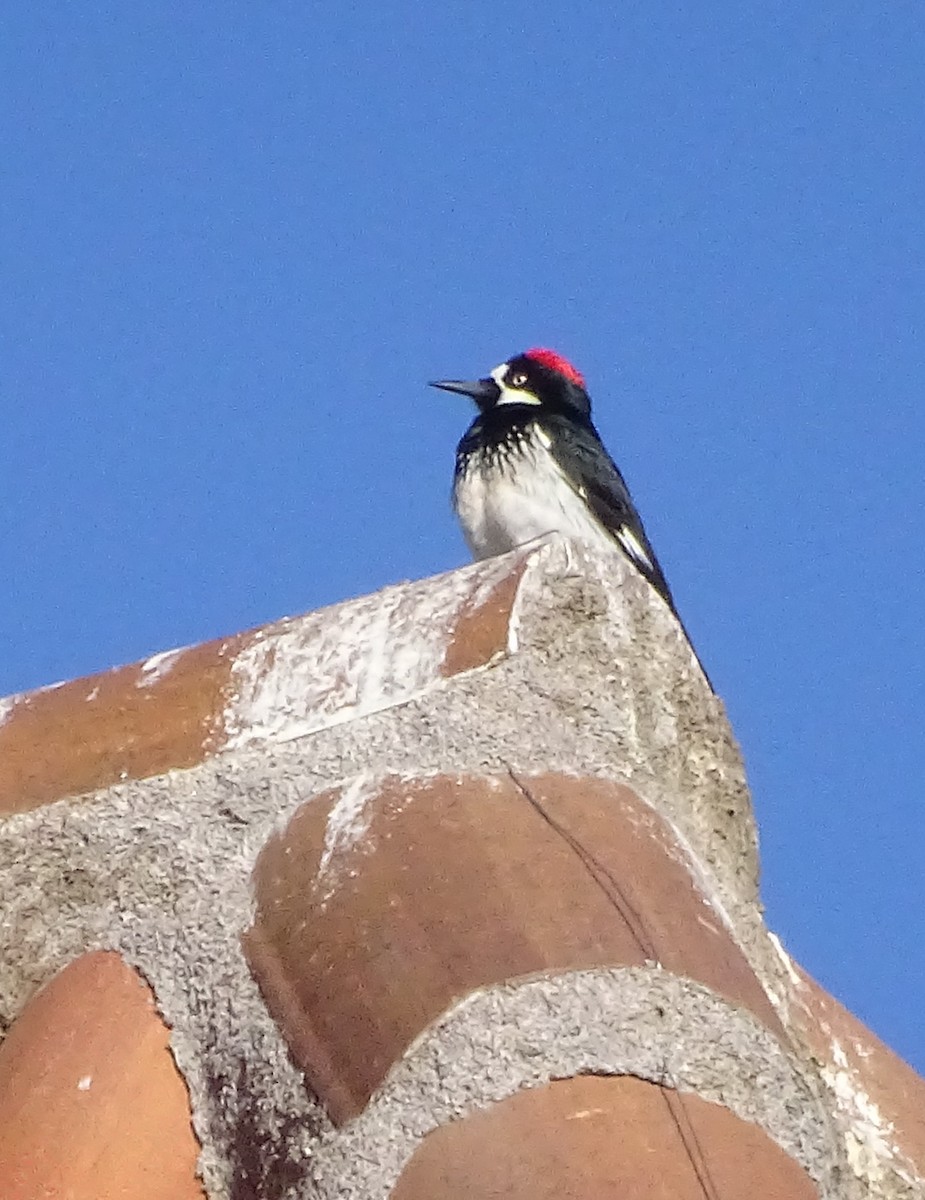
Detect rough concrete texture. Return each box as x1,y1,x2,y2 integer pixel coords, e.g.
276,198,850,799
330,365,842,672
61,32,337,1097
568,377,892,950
308,968,842,1199
0,538,918,1198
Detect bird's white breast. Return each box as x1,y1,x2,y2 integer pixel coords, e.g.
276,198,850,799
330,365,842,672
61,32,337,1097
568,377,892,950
453,433,614,560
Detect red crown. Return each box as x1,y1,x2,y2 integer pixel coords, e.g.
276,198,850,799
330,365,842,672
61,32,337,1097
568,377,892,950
523,347,585,388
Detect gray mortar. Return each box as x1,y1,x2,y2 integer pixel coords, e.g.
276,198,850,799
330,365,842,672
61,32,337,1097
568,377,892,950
309,968,847,1199
0,778,328,1197
0,543,857,1197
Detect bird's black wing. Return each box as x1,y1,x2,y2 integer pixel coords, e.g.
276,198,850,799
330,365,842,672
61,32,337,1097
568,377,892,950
544,414,713,689
543,414,679,615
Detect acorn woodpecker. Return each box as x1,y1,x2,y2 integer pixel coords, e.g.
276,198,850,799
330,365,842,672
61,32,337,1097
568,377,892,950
430,347,709,683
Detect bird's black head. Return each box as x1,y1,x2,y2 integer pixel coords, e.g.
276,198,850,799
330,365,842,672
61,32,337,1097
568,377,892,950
430,347,592,421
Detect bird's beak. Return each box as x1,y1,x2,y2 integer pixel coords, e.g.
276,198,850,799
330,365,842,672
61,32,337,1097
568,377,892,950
429,377,501,404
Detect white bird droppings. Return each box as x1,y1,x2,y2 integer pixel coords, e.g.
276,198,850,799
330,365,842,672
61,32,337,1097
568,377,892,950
0,694,19,727
223,556,521,751
137,648,185,688
317,774,379,901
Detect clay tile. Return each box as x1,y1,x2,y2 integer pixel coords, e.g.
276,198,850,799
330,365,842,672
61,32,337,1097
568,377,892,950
0,951,204,1200
439,555,527,676
0,636,243,816
392,1074,819,1199
244,771,783,1122
0,548,531,815
787,961,925,1184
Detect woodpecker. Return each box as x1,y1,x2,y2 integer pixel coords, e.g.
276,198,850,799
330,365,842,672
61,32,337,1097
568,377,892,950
430,347,709,684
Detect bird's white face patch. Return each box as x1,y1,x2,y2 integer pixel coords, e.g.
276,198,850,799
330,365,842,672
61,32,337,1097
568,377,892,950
491,361,542,407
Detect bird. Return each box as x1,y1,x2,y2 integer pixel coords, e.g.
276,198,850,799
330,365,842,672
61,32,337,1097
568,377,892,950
430,347,710,685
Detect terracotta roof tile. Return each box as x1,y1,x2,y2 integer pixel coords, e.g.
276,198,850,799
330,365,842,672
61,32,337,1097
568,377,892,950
0,544,920,1199
0,553,526,815
392,1074,819,1199
244,771,783,1123
0,951,204,1200
776,946,925,1191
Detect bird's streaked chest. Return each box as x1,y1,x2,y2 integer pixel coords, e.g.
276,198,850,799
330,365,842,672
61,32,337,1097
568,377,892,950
453,428,613,560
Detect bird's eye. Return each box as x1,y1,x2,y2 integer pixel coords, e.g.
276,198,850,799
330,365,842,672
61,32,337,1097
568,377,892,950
510,372,528,387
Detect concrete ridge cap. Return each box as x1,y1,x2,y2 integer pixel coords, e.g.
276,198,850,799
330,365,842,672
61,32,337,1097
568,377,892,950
0,534,721,816
308,966,842,1200
0,532,701,720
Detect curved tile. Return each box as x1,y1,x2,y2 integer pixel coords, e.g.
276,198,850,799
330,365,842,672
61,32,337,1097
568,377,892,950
244,771,783,1122
0,552,527,815
391,1074,819,1199
0,951,204,1200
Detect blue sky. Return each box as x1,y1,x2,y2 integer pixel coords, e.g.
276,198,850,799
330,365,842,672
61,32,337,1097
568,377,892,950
2,4,923,1070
